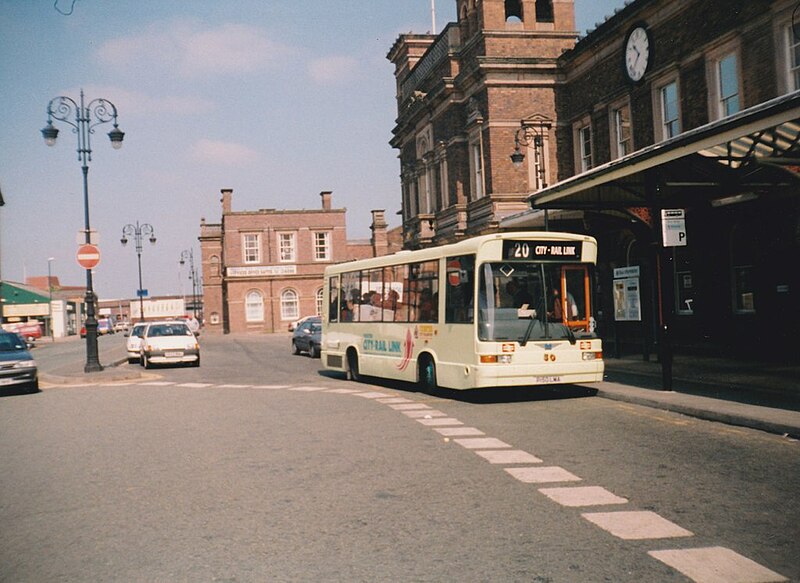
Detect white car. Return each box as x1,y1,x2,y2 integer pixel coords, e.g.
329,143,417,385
125,323,147,364
139,321,200,369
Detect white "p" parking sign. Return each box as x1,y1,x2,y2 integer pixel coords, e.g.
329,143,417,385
661,209,687,247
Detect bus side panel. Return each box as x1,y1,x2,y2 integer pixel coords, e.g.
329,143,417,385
433,324,479,389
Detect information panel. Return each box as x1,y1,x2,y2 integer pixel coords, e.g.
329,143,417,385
503,240,583,261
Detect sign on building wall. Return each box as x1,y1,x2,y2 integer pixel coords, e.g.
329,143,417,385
228,265,297,277
613,266,641,322
3,303,50,317
130,298,186,319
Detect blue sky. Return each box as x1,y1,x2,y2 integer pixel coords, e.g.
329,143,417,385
0,0,625,301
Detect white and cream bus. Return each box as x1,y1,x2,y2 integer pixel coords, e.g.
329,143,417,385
322,232,603,390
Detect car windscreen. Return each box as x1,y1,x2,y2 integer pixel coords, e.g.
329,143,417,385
0,334,26,351
147,324,192,337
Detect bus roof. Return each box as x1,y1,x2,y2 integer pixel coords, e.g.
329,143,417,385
324,231,597,275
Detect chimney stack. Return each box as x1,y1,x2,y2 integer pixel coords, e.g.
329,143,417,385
221,188,233,214
320,190,332,210
371,209,388,257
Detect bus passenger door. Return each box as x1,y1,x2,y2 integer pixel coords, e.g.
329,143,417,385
562,266,591,331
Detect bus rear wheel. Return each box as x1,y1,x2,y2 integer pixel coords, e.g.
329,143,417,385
347,350,361,382
418,354,437,392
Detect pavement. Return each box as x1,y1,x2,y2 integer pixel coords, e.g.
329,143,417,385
33,335,800,439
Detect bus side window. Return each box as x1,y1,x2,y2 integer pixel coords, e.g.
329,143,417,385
341,271,361,322
328,277,340,322
445,254,475,324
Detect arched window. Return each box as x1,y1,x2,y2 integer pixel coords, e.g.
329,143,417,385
535,0,553,22
210,255,220,277
281,289,299,321
245,290,264,322
505,0,523,22
315,288,324,316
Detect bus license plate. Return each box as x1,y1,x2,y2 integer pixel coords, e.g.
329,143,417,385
165,351,183,358
535,375,561,384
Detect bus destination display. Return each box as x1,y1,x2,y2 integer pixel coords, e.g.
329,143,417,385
503,240,583,261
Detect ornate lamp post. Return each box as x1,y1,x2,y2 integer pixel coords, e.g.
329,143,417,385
510,114,552,229
179,249,198,319
121,222,156,323
42,90,124,372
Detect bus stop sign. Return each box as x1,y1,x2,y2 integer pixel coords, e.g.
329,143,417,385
77,243,101,269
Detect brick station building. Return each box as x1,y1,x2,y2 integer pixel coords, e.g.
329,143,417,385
388,0,800,361
199,189,401,334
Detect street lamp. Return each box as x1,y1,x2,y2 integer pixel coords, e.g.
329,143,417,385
42,90,125,372
179,249,199,320
510,113,552,229
121,222,156,323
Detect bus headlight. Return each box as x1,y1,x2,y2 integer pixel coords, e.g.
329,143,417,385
479,354,513,364
582,351,603,361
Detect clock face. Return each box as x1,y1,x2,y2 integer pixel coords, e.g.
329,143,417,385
625,26,650,82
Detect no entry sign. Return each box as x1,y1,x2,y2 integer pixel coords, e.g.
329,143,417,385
77,243,101,269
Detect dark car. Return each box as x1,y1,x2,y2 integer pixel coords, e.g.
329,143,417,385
0,330,38,393
291,316,322,358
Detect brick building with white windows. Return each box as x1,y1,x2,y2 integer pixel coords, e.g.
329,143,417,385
199,189,401,334
389,0,799,360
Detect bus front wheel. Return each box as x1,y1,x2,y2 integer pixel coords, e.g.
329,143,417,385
347,350,362,382
419,354,437,392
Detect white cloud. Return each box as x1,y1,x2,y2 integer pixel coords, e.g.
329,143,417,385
189,139,260,167
71,85,214,117
97,20,292,78
307,55,360,85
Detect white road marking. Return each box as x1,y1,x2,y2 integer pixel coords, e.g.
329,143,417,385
289,386,329,392
505,466,582,483
417,417,464,426
433,427,486,437
539,486,628,507
582,511,693,540
176,383,214,388
474,450,542,464
648,547,788,583
325,388,362,393
252,385,290,389
376,397,414,404
453,437,511,449
390,403,432,410
217,384,252,388
402,410,448,418
353,391,393,398
139,381,176,386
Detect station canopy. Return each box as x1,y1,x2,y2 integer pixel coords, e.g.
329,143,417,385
517,91,800,219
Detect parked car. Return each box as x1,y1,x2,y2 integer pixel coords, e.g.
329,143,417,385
291,316,322,358
97,319,115,335
113,320,130,333
139,320,200,369
288,314,318,332
2,322,43,343
80,320,114,338
125,323,147,364
0,330,38,393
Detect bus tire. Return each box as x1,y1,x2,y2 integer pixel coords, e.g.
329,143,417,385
419,354,437,392
347,349,361,382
